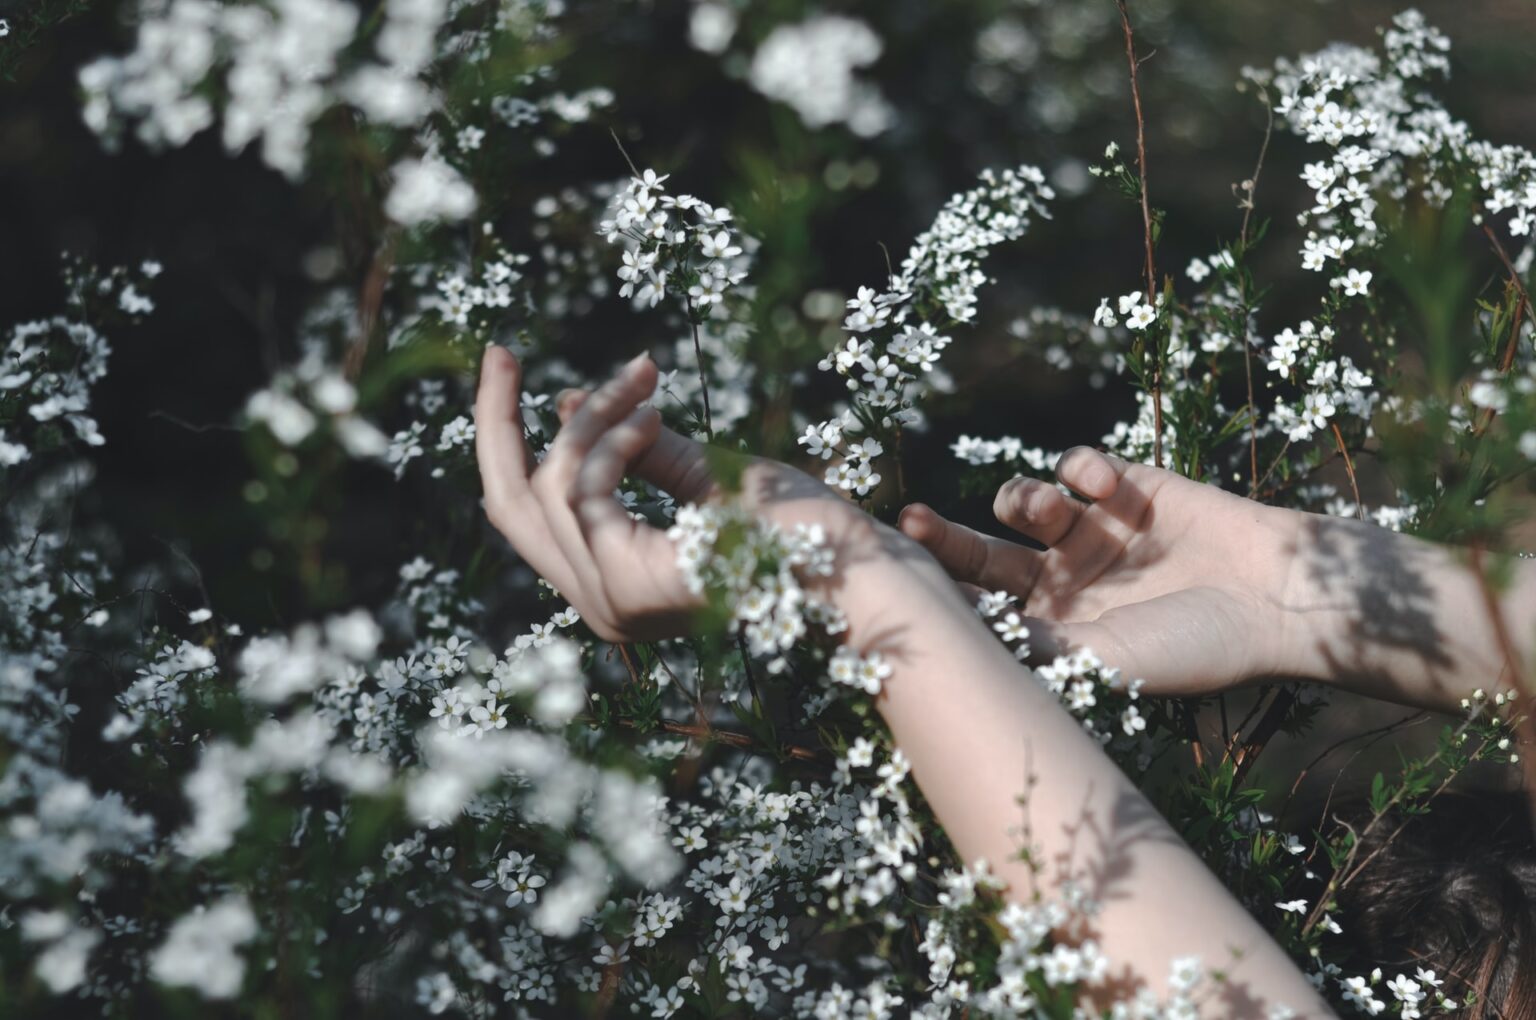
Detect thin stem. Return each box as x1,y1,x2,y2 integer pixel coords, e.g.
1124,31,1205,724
685,296,715,442
1238,88,1274,496
1115,0,1163,468
1482,221,1535,315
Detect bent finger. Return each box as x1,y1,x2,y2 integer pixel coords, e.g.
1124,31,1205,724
898,503,1042,598
573,407,696,606
1054,446,1130,502
994,476,1082,547
545,354,658,481
560,386,716,504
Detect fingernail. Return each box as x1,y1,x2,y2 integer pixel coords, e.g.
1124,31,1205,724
626,351,651,371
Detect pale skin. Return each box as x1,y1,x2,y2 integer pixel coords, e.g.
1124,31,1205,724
474,345,1534,1016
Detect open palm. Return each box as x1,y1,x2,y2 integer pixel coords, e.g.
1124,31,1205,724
899,447,1297,695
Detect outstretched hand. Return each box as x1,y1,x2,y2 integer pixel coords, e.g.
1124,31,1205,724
898,449,1300,695
474,346,908,644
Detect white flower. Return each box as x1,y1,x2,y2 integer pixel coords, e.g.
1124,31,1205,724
1125,303,1156,331
699,230,741,260
1333,267,1373,296
150,896,258,999
385,157,478,226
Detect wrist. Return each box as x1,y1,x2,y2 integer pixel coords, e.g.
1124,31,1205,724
1262,505,1340,687
833,523,980,646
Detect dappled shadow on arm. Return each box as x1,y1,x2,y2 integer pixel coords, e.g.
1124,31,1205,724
1288,513,1458,707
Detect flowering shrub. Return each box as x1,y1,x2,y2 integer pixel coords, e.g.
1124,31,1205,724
1,2,1534,1018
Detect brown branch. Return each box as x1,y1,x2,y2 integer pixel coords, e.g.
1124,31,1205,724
1230,687,1297,787
1476,292,1528,436
654,719,826,764
346,232,397,380
1330,422,1366,522
1114,0,1163,469
1468,543,1536,836
1482,221,1535,316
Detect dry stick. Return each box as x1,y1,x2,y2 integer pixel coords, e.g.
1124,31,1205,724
654,719,825,764
1468,543,1536,835
1231,687,1297,787
592,956,625,1019
1329,422,1367,522
1114,0,1163,469
1483,221,1535,314
1281,710,1429,822
1222,685,1273,764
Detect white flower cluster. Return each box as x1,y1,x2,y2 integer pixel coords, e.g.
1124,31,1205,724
804,165,1054,495
386,153,478,226
748,15,894,138
1019,627,1152,749
0,262,152,463
1254,8,1534,441
601,168,749,313
667,503,840,674
78,0,363,176
148,895,257,999
244,347,390,458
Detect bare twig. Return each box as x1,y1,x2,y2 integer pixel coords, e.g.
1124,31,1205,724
346,232,398,380
653,719,826,764
1230,687,1297,787
1238,87,1274,495
1482,221,1535,316
1330,422,1366,522
1468,543,1536,835
1114,0,1163,469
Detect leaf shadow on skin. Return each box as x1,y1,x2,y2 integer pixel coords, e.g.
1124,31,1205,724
1056,785,1307,1017
1292,514,1452,705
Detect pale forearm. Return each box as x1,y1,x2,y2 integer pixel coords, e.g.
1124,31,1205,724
1275,511,1536,712
842,536,1329,1015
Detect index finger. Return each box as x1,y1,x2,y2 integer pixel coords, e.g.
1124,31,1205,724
897,503,1042,599
474,346,534,506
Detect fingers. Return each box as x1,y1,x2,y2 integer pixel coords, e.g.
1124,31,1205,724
543,353,659,487
994,476,1081,547
572,406,695,611
474,346,533,502
475,347,581,595
1055,446,1129,502
559,382,717,504
572,405,661,548
898,503,1042,598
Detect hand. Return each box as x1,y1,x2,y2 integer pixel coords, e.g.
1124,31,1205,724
474,346,906,643
897,448,1300,695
